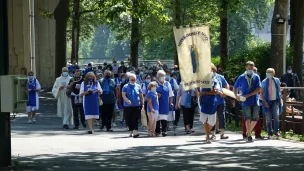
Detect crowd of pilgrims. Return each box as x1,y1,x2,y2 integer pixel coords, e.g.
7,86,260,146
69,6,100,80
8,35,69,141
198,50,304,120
26,60,285,143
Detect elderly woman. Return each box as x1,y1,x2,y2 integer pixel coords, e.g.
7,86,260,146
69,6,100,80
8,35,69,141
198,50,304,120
99,70,116,132
122,73,144,138
176,83,198,134
260,68,282,138
146,81,159,137
80,72,103,134
156,70,174,137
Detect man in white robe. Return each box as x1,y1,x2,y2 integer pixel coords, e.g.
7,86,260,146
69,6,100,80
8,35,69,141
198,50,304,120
52,67,73,129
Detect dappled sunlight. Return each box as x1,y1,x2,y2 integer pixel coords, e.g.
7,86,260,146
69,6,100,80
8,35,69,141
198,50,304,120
13,144,304,171
9,92,304,171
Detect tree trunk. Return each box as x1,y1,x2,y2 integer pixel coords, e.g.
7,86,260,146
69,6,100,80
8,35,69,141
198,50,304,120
289,0,296,47
130,0,140,68
173,0,182,66
219,0,228,71
71,0,80,63
292,0,304,84
54,0,70,77
271,0,288,77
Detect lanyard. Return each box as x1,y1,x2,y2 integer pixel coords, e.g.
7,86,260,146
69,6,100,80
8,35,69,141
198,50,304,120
245,75,253,89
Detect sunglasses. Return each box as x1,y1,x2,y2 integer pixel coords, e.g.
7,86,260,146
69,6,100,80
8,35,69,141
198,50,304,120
28,75,33,76
130,79,136,81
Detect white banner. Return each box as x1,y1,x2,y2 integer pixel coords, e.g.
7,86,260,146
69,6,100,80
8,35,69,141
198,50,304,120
173,25,212,90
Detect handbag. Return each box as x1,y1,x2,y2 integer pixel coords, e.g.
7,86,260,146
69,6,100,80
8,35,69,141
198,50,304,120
98,97,103,106
141,109,148,128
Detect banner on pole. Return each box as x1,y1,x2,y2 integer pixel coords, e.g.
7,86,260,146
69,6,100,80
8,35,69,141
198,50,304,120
173,25,212,90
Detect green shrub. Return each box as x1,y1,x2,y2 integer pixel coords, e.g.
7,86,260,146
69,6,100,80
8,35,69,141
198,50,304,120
211,56,221,66
225,42,292,80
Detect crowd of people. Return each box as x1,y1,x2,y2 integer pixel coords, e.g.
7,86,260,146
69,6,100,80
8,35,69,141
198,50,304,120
25,59,301,143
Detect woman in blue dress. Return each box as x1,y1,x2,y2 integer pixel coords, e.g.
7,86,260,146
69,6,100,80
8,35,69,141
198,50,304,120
122,73,144,138
26,71,41,124
156,70,174,137
80,72,103,134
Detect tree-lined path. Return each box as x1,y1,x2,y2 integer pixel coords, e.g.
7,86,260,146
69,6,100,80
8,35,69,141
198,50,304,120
9,92,304,171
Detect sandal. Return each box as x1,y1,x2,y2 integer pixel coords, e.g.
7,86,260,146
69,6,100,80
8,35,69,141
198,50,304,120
149,130,154,137
210,135,216,140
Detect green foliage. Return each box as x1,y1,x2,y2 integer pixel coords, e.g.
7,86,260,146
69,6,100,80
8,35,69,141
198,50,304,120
67,0,104,41
226,42,292,79
211,56,221,66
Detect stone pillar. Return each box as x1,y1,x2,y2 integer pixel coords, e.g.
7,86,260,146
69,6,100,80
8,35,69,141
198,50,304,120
7,0,59,87
7,0,31,76
35,0,59,87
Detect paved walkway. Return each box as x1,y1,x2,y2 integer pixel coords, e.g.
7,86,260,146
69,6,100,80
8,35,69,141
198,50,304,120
7,93,304,171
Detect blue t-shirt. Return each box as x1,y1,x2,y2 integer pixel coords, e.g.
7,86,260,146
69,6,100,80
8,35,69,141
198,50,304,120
234,73,261,107
122,83,142,107
214,74,228,105
99,78,116,104
146,91,159,112
200,79,219,115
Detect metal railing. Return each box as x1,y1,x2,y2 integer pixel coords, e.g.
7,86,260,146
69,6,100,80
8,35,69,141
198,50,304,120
281,87,304,134
223,87,304,135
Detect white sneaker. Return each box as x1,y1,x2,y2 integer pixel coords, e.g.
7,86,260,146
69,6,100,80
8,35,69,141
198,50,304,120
112,123,117,127
28,120,33,124
32,118,36,123
133,130,139,138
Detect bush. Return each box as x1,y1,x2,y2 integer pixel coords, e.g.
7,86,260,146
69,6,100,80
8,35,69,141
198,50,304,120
225,42,292,80
211,56,221,66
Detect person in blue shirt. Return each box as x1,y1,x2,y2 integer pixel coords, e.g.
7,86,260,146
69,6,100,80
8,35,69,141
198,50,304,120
155,70,174,137
233,61,261,142
170,73,180,127
82,63,95,76
176,83,198,134
122,73,144,138
80,72,103,134
142,75,152,128
260,68,282,138
26,71,41,124
99,70,117,132
117,73,128,124
199,63,223,144
210,66,230,140
146,81,159,137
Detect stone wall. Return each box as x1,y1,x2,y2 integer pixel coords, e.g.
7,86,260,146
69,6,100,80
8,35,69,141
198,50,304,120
7,0,59,87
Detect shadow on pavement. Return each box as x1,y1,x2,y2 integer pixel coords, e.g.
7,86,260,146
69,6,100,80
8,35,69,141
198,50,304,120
10,144,304,171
